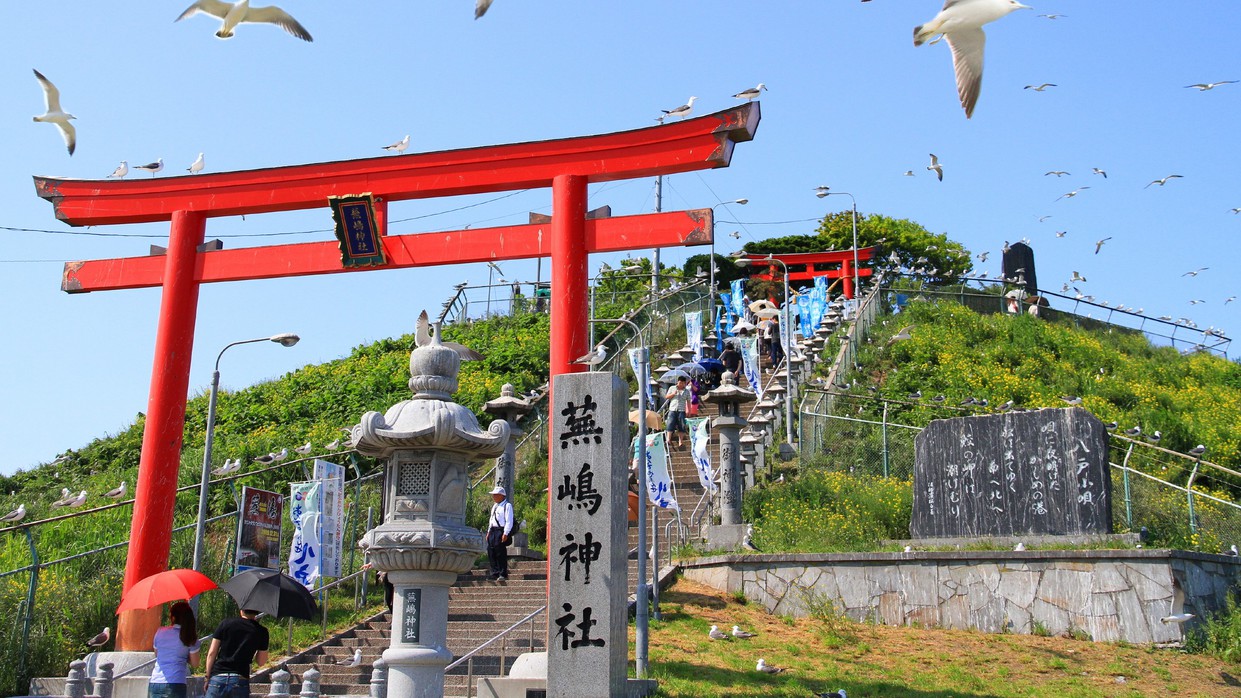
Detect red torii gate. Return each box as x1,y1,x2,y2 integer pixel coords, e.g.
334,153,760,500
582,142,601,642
35,103,759,649
738,246,876,299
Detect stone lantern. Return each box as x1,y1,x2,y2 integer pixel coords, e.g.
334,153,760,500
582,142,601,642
353,328,510,698
483,383,532,497
702,371,754,546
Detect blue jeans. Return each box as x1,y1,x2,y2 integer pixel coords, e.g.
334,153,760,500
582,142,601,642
205,674,249,698
148,684,187,698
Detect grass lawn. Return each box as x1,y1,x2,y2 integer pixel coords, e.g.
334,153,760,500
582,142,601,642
637,577,1241,697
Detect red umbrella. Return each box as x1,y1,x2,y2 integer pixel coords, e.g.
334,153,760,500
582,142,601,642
116,569,218,614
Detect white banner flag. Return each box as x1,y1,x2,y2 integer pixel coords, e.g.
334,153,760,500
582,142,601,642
685,311,703,362
289,481,322,590
688,417,717,493
634,431,678,510
741,336,763,400
313,459,345,579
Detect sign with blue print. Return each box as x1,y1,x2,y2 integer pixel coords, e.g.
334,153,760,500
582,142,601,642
330,194,387,268
402,588,422,643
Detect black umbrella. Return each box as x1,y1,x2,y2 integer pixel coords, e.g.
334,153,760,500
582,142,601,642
220,569,318,620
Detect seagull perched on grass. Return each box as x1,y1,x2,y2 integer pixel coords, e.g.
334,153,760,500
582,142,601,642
661,96,697,120
337,648,362,666
913,0,1032,118
32,69,76,155
731,625,757,639
815,691,847,698
926,153,943,181
732,83,767,102
382,135,410,154
708,625,730,641
572,344,608,366
176,0,313,42
756,658,787,674
1,504,26,524
107,161,129,178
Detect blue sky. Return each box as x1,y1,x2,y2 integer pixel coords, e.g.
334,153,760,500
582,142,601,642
1,2,1237,476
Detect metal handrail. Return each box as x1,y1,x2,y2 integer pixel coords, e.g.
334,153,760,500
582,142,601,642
445,604,546,690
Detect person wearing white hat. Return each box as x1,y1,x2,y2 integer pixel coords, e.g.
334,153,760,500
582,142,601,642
487,486,514,581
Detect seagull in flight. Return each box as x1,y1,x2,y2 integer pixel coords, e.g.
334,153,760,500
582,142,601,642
1145,175,1183,188
1056,186,1090,202
1092,167,1107,178
1094,237,1112,254
927,153,943,181
135,159,164,177
382,135,410,154
1037,13,1066,19
107,161,128,178
1184,81,1237,91
1044,170,1069,177
176,1,313,42
475,0,494,18
1182,267,1208,277
661,96,697,120
187,153,205,174
732,83,767,102
573,344,608,366
32,69,76,155
913,0,1032,118
1025,83,1057,92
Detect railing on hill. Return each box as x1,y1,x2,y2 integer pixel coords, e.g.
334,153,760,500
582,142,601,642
445,604,546,692
797,392,1241,552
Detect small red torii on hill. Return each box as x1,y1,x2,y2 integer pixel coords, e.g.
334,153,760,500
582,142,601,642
33,103,760,650
737,247,876,299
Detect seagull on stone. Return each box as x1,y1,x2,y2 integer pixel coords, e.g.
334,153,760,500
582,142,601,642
926,153,943,181
382,135,410,154
414,310,485,360
1094,237,1112,254
475,0,494,19
32,69,76,155
1160,613,1195,624
661,96,697,120
756,658,787,674
135,159,164,177
913,0,1032,118
731,625,757,639
1060,396,1082,405
187,153,205,174
1185,80,1237,91
104,482,126,499
572,344,608,366
107,161,129,179
1145,175,1183,188
0,504,26,524
732,83,767,102
1013,542,1025,551
337,648,362,666
708,625,730,640
741,524,761,552
176,1,313,42
85,627,111,650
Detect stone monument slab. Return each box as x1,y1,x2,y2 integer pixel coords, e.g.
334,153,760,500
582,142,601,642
547,372,629,698
911,407,1111,538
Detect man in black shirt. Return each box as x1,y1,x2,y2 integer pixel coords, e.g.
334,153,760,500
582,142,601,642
719,344,743,376
204,608,270,698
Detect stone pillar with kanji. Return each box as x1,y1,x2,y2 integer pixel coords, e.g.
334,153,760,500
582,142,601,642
547,372,629,698
702,371,755,547
352,326,509,698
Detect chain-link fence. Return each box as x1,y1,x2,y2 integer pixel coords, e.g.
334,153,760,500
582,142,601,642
796,405,1241,552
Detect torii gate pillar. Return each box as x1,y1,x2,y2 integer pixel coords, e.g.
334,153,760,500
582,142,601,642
550,174,589,379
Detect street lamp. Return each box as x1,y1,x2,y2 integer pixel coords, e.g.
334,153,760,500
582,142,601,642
709,199,748,332
815,188,860,303
588,317,651,677
486,261,505,318
733,255,793,446
192,333,300,578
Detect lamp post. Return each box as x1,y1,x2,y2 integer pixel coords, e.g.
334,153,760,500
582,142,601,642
192,333,300,578
815,188,860,301
734,256,793,446
709,199,748,330
486,261,504,318
588,317,650,677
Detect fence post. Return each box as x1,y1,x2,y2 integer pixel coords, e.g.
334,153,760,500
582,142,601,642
1120,443,1136,530
299,666,321,698
368,659,388,698
1186,462,1201,537
94,662,114,698
881,402,890,479
65,660,87,698
268,669,292,697
20,527,40,683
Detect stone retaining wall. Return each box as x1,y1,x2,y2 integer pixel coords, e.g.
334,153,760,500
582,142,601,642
680,549,1241,643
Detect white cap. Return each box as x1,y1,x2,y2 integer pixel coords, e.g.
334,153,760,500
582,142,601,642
489,486,506,496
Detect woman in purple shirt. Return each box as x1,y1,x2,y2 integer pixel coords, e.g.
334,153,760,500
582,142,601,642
148,602,201,698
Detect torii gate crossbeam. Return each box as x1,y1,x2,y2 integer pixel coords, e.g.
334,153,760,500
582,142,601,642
32,103,759,650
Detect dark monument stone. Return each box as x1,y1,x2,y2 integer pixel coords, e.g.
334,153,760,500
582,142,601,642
1002,241,1038,297
911,408,1111,539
